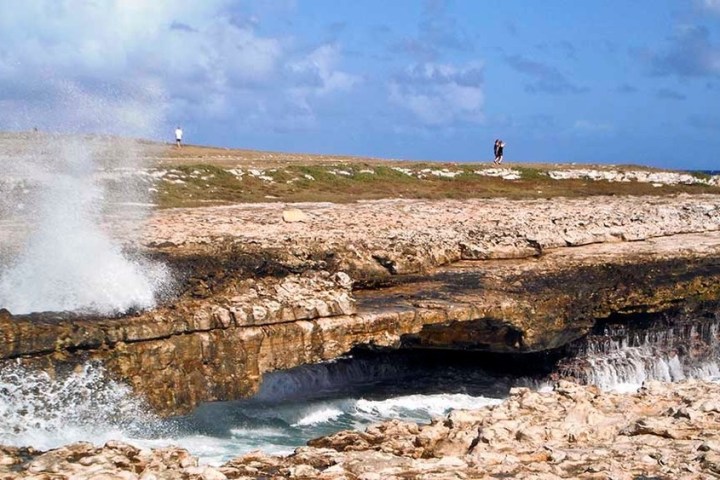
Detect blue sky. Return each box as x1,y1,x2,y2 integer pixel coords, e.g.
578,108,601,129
0,1,719,168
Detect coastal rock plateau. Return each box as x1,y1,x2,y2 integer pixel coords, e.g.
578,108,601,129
1,195,720,414
3,380,720,479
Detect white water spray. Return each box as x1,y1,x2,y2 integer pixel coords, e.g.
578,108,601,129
0,88,170,315
0,363,166,450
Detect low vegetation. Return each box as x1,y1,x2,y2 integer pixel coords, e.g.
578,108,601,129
3,134,715,209
154,159,719,209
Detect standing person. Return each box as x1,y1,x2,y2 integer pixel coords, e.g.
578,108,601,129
493,139,506,164
495,139,506,165
175,126,183,148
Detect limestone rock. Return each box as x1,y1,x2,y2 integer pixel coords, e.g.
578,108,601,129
282,208,309,223
3,196,720,416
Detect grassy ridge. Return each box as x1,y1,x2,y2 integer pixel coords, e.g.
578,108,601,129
3,134,713,209
155,163,719,208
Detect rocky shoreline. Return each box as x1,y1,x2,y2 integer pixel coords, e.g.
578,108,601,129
3,379,720,479
2,194,720,415
2,178,720,478
0,164,719,479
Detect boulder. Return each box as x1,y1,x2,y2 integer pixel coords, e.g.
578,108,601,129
282,208,309,223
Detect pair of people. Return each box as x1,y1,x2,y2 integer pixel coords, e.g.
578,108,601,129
493,139,506,164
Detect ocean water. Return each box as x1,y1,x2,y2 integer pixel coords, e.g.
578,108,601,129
164,353,524,464
0,352,535,465
1,317,719,466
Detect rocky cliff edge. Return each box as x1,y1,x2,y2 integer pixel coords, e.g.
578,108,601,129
2,195,720,415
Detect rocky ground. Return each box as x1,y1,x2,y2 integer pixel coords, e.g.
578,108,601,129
3,194,720,415
3,135,720,478
3,380,720,479
134,194,720,272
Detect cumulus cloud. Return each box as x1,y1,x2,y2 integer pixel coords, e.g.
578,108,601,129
649,25,720,77
288,44,361,96
389,62,484,126
381,1,483,130
505,55,587,94
0,0,357,137
279,44,362,130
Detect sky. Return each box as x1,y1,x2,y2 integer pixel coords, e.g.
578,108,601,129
0,1,719,169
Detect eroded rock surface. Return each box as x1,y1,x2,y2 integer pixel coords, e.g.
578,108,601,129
136,195,720,281
4,380,720,479
1,195,720,415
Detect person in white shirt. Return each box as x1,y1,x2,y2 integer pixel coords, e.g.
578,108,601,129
175,127,183,148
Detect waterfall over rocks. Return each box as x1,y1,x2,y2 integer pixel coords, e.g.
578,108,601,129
557,314,720,391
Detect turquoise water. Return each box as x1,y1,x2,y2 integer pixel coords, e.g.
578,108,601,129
0,351,537,465
163,352,534,464
2,316,720,466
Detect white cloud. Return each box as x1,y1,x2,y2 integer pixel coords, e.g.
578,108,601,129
0,1,357,137
389,62,484,127
288,44,360,95
272,44,362,130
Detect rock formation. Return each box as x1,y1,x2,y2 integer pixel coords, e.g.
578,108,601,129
1,195,720,415
4,380,720,479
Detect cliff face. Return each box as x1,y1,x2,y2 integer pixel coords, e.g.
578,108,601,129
1,195,720,415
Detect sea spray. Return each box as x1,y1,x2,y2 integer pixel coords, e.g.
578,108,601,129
0,136,170,314
0,87,170,315
0,362,170,450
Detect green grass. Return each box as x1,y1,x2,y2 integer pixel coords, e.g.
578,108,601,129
515,167,547,181
154,163,720,208
689,171,712,181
